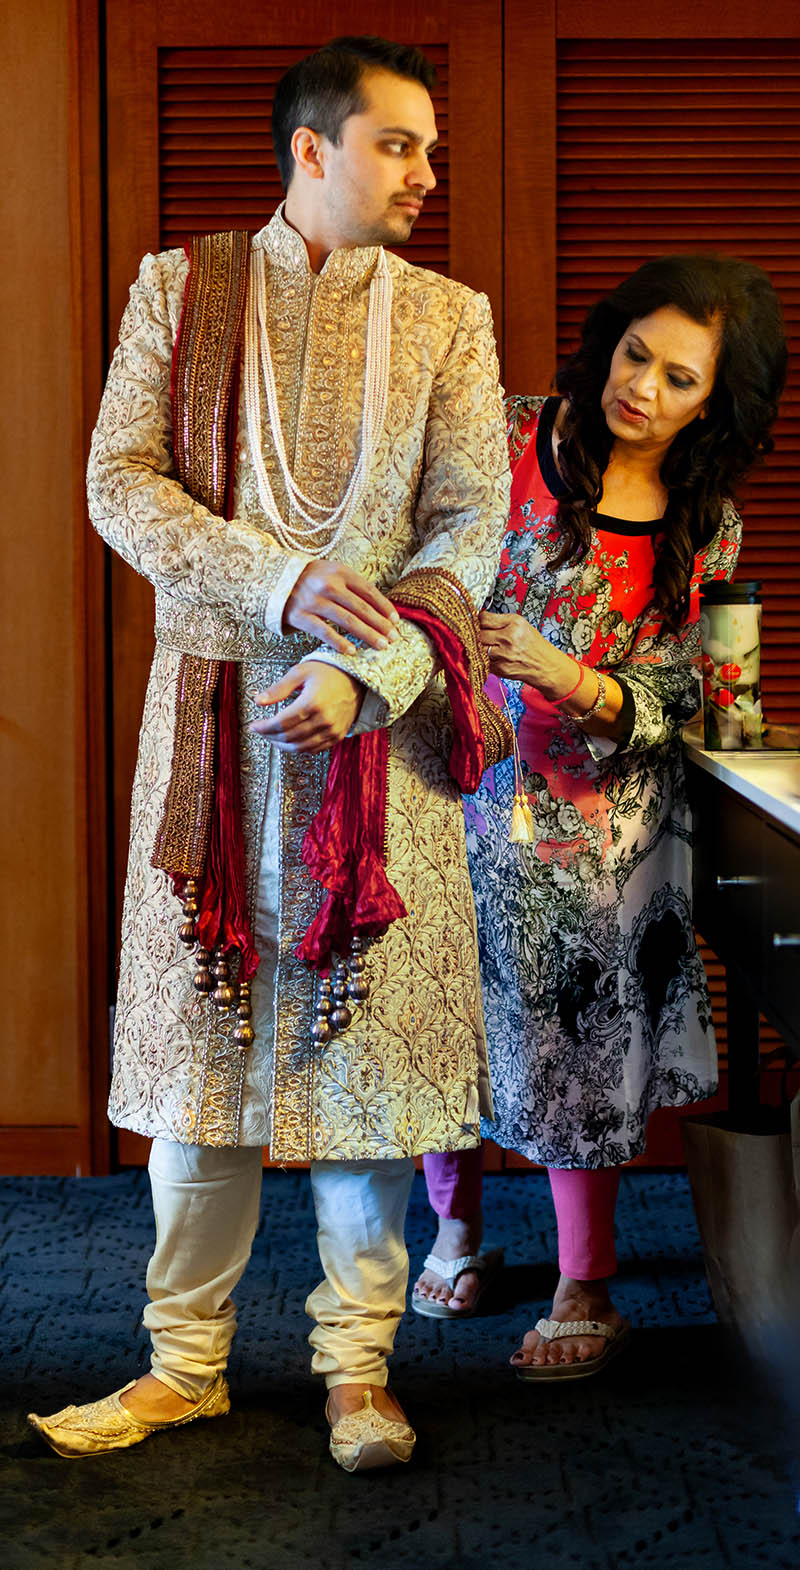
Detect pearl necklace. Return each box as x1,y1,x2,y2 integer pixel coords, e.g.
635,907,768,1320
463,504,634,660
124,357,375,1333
243,244,393,556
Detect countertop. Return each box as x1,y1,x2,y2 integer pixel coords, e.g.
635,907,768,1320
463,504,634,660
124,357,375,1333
683,724,800,838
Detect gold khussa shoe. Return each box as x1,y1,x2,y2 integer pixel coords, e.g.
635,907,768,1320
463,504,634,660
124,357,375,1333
27,1372,230,1458
326,1388,416,1474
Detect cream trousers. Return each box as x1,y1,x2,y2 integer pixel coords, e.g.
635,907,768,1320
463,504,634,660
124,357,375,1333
144,1139,415,1398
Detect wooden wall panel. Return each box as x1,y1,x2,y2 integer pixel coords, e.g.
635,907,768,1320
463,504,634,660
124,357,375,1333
0,0,104,1173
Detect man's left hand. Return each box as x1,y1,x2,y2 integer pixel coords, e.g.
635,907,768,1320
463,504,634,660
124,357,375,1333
250,662,364,753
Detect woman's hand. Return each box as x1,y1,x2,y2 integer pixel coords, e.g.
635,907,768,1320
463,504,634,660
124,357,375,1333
479,611,577,701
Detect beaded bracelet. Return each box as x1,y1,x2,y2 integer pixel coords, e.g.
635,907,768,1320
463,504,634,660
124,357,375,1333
555,659,585,705
572,668,607,725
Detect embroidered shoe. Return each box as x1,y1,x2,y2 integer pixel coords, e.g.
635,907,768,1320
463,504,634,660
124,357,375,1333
27,1372,230,1457
326,1388,416,1473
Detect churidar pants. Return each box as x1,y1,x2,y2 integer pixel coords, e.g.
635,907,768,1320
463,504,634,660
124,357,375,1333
144,1138,415,1400
423,1149,620,1280
422,1146,483,1220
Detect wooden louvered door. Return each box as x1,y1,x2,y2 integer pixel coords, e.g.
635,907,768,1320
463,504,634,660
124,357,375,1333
104,0,503,1164
555,33,800,730
501,0,800,1166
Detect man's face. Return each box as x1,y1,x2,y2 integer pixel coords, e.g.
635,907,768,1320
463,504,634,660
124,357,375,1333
314,68,438,247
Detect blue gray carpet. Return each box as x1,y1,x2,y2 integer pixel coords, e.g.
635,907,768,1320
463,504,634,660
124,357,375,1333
1,1169,797,1570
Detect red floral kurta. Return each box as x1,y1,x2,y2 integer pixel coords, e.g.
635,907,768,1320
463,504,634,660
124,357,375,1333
465,396,742,1167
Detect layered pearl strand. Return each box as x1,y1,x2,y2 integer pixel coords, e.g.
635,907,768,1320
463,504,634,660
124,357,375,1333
243,245,393,557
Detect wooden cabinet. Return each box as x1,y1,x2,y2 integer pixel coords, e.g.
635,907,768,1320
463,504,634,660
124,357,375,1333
689,753,800,1125
762,821,800,1050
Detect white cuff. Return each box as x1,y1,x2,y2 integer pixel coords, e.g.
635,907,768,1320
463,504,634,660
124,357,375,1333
263,552,314,637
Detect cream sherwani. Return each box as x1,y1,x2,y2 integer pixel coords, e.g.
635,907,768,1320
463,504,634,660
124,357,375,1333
89,210,510,1164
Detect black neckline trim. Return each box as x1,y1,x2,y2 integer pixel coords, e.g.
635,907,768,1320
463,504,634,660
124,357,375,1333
535,396,568,499
534,397,660,537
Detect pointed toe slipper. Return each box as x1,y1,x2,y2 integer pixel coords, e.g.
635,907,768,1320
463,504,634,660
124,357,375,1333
27,1371,230,1457
326,1389,416,1473
411,1247,504,1320
515,1317,631,1382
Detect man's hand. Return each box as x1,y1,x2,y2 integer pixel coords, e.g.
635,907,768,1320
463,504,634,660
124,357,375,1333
283,560,400,655
250,662,364,753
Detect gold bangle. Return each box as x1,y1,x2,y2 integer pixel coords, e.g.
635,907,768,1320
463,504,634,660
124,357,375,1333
572,668,607,724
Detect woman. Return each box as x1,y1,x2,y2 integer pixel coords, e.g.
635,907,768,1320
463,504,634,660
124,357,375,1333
413,254,787,1377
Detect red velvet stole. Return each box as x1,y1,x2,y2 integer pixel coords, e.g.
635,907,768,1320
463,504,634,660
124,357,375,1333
295,600,489,973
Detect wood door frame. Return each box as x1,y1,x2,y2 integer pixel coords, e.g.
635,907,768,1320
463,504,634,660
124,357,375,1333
72,0,110,1171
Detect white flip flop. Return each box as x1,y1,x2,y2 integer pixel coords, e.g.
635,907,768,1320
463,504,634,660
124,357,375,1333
514,1316,631,1381
411,1247,504,1319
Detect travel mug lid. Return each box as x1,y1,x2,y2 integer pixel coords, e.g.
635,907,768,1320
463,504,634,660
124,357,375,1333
700,579,762,604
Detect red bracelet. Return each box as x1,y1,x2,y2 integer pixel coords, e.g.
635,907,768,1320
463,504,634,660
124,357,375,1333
555,660,585,704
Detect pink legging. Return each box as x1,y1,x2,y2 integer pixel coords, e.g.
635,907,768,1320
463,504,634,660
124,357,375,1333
422,1149,620,1281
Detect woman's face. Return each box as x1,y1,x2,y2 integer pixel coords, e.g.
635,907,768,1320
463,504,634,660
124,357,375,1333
600,303,721,453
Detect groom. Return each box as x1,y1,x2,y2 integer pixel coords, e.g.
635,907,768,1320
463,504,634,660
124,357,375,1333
30,35,509,1471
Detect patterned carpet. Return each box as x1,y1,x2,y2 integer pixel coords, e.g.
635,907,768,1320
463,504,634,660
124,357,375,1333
1,1169,798,1570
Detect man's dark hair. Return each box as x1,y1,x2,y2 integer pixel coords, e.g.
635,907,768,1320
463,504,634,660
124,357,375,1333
271,36,437,190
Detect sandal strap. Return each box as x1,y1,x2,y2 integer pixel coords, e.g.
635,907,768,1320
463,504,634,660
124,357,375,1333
534,1317,617,1342
422,1252,487,1287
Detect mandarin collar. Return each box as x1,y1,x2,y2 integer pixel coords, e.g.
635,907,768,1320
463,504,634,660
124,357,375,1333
252,204,382,286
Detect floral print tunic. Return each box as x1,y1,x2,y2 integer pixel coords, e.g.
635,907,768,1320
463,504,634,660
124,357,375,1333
467,396,741,1167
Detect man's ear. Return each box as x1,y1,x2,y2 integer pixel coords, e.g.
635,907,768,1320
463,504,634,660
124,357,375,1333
290,126,325,181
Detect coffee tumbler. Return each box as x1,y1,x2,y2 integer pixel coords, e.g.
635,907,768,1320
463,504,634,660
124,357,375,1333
699,580,762,750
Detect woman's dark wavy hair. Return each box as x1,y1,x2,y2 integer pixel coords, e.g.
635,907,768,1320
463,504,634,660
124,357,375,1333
553,253,787,632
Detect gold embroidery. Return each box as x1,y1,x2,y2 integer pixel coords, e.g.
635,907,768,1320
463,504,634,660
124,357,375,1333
154,591,313,664
269,748,327,1162
152,654,219,878
390,567,514,770
173,230,250,514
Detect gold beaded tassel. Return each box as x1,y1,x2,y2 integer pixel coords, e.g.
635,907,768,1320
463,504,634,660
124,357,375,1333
330,961,353,1032
182,905,255,1053
210,945,236,1010
193,947,214,994
178,878,200,947
311,976,334,1045
310,937,374,1046
233,979,255,1050
347,935,370,1003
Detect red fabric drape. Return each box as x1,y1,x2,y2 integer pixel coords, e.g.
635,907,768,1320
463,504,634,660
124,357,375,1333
295,600,488,972
195,661,258,980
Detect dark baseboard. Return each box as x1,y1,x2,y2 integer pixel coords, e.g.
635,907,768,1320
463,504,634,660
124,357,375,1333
0,1126,89,1175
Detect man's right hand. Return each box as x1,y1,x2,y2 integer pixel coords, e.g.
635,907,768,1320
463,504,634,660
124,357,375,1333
283,560,400,655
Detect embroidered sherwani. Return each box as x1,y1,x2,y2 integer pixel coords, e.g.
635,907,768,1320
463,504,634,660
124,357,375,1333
88,211,510,1160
